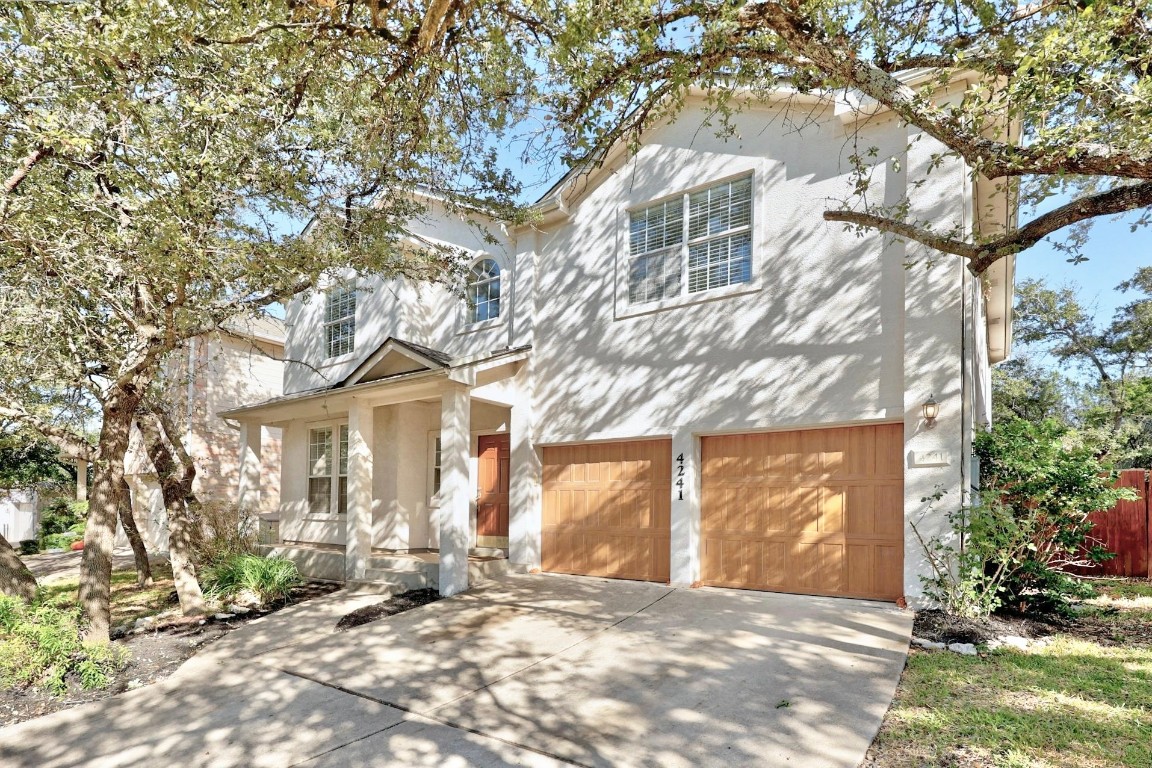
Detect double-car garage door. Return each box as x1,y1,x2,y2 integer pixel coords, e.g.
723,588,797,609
541,424,904,601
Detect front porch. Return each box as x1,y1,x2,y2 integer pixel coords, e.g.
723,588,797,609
221,340,534,597
258,543,511,592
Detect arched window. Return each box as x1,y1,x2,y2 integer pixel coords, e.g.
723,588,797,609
466,258,501,323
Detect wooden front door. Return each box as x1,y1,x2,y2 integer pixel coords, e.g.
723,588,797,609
476,433,510,546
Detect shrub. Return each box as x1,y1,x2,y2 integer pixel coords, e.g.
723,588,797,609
18,539,39,555
40,532,80,551
38,498,82,538
0,595,127,694
915,420,1136,618
200,554,302,605
187,501,259,567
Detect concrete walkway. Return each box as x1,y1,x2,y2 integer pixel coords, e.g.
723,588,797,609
0,575,912,768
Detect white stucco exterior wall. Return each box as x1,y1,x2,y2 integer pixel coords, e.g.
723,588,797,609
253,92,997,601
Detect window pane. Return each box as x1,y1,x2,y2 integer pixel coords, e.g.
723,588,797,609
308,428,332,477
324,288,356,357
467,260,501,323
688,232,752,293
308,477,331,515
326,318,355,357
433,437,442,495
339,425,349,475
629,246,682,304
629,200,683,256
689,177,752,240
337,476,348,515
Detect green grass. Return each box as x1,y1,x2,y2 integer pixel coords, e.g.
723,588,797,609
39,562,176,627
1092,578,1152,601
870,580,1152,768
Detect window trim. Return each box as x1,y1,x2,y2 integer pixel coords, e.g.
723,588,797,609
458,253,510,333
305,420,349,520
616,171,761,319
427,432,443,507
323,286,357,360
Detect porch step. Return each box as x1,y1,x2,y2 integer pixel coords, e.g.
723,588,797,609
368,555,430,573
469,557,510,583
355,567,429,592
469,547,508,559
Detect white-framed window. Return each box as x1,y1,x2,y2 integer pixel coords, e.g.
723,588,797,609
431,436,442,497
324,287,356,358
466,259,501,323
628,176,753,305
307,423,349,515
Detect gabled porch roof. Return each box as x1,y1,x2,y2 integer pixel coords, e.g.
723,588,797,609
218,344,530,423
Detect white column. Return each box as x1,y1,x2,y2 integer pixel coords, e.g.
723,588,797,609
439,384,471,596
346,398,374,582
75,459,88,502
509,398,541,570
669,428,700,586
237,420,262,512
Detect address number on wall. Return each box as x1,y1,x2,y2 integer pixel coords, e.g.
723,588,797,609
675,452,686,501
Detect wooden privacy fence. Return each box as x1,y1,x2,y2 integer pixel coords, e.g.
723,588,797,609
1081,469,1150,579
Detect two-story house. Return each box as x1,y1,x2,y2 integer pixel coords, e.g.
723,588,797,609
123,318,285,552
222,80,1014,607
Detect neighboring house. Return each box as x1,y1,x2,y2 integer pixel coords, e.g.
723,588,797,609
0,489,38,544
122,318,285,551
222,79,1015,607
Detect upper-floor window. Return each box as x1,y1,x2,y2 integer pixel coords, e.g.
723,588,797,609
324,287,356,358
466,259,501,323
628,176,753,305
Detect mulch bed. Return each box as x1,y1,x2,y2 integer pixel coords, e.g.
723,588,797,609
335,588,442,631
913,592,1152,649
0,580,341,729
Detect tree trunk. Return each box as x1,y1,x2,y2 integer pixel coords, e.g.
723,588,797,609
79,386,140,643
117,478,152,588
0,532,37,602
137,411,206,616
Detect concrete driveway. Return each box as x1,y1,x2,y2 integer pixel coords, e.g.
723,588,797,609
0,575,912,767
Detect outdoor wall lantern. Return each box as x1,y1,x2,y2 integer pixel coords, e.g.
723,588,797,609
922,395,940,429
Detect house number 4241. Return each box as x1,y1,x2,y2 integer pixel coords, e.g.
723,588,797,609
675,453,686,501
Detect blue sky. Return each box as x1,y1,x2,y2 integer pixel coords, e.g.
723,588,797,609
1014,212,1151,323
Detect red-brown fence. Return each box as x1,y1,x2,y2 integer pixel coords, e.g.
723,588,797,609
1083,469,1150,578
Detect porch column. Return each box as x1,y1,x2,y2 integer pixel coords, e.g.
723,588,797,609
439,383,471,596
346,398,374,582
75,459,88,502
237,420,261,512
509,399,541,570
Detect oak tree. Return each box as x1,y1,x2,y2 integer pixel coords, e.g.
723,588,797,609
546,0,1152,272
0,0,538,641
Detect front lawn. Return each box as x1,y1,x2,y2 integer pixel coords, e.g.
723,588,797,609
38,562,177,628
865,579,1152,768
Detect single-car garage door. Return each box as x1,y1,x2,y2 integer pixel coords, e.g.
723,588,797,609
701,424,904,601
542,440,671,583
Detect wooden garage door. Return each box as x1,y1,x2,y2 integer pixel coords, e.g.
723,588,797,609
701,424,904,601
542,440,671,583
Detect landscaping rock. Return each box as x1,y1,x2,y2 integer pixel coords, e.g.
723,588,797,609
133,616,156,632
226,605,251,615
213,613,236,621
947,642,978,656
911,637,947,650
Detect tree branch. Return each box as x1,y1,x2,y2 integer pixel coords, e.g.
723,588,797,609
735,1,1152,181
970,181,1152,271
822,209,978,259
